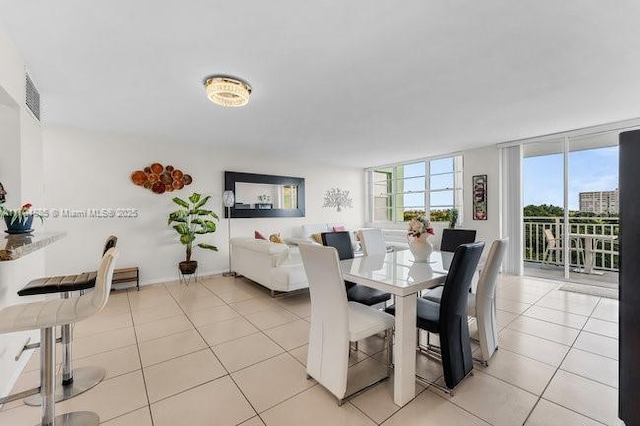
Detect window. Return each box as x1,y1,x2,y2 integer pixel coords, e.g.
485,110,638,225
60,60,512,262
367,155,463,224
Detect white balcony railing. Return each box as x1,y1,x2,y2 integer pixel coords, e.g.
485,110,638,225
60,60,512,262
524,216,619,272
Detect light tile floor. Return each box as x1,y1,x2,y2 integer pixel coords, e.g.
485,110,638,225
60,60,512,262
0,274,621,425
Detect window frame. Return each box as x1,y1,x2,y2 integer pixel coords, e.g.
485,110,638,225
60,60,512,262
365,154,463,226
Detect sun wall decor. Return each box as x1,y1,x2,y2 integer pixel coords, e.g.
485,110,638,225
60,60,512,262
131,163,193,194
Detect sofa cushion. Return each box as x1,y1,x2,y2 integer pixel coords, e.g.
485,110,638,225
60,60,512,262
301,224,330,238
231,237,288,255
284,237,319,246
255,230,268,240
231,237,290,267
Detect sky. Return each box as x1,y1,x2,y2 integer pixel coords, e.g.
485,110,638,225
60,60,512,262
523,145,619,210
402,158,455,209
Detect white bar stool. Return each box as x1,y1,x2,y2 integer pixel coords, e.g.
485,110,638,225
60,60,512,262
0,248,119,426
16,236,117,405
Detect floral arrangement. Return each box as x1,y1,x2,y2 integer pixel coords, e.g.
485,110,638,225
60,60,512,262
0,202,44,225
407,216,435,239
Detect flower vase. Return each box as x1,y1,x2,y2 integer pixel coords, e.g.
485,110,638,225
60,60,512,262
408,234,433,263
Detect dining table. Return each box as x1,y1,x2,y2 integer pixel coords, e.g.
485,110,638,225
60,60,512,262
569,233,618,275
340,249,452,407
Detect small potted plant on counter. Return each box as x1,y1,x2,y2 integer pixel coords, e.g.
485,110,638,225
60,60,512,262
168,192,219,275
0,201,44,234
449,208,459,229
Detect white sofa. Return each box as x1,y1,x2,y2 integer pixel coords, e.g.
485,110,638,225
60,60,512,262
230,237,308,296
287,223,358,249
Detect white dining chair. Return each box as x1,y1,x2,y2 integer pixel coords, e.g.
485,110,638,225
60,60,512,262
471,238,508,364
299,243,394,405
358,228,387,256
542,229,584,268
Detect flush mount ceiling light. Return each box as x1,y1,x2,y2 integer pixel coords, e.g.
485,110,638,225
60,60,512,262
203,75,252,107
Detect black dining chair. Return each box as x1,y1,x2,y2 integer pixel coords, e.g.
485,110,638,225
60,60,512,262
425,229,477,301
440,229,477,252
386,241,485,394
321,231,391,307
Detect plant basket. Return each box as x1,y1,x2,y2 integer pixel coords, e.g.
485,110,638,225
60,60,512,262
179,260,198,275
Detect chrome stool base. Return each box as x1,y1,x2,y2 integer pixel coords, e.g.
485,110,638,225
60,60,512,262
34,411,100,426
24,367,106,406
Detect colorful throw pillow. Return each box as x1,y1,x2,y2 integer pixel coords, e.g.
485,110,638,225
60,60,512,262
333,225,346,232
255,230,268,240
269,233,284,244
311,233,323,244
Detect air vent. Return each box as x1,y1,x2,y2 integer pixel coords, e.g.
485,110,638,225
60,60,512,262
25,73,40,121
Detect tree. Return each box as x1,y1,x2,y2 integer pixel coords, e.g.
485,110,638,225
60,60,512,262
523,204,564,217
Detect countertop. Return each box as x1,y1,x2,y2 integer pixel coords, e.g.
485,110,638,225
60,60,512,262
0,232,66,261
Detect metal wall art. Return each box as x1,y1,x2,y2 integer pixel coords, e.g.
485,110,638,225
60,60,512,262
131,163,193,194
322,187,353,212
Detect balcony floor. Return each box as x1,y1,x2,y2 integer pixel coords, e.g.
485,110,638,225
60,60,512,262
524,262,618,298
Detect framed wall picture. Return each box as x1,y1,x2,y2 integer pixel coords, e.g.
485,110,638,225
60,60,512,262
473,175,487,220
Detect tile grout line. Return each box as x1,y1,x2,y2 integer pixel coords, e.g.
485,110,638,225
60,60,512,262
186,276,386,424
520,293,604,425
164,278,263,423
422,385,496,426
126,287,156,426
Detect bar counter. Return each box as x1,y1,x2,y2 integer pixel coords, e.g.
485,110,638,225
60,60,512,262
0,232,66,261
0,231,65,398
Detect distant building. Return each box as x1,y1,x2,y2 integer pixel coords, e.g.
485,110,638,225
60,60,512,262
579,189,619,214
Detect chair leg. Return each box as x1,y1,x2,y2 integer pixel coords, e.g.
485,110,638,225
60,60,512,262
40,327,55,426
25,293,105,407
338,330,393,406
386,329,393,375
37,326,101,426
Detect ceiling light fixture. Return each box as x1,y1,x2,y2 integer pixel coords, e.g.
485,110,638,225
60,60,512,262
203,75,252,107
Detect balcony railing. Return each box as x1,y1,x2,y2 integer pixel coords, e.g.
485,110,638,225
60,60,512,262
524,216,619,272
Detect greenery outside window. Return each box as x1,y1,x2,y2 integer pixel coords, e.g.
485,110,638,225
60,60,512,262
367,155,463,224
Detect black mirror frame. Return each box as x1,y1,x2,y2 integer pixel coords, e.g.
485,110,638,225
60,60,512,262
224,171,306,218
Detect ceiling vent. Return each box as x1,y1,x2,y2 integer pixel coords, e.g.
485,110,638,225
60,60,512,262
25,72,40,121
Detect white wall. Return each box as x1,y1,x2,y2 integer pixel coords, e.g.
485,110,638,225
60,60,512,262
462,145,501,245
0,102,21,203
42,125,365,284
20,108,44,207
0,26,46,400
0,29,25,105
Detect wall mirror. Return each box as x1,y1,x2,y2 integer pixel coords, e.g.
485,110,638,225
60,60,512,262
224,171,305,218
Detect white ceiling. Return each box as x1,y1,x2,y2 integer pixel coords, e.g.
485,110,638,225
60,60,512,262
1,1,640,167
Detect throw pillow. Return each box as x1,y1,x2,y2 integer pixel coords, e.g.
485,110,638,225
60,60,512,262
333,225,346,232
311,233,323,244
255,230,268,240
269,233,284,244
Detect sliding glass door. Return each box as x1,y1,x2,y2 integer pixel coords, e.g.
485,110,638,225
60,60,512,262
567,133,619,288
523,139,567,280
522,132,619,289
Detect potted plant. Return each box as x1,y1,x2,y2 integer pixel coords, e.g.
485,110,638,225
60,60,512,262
0,201,44,234
168,192,219,275
449,208,459,229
